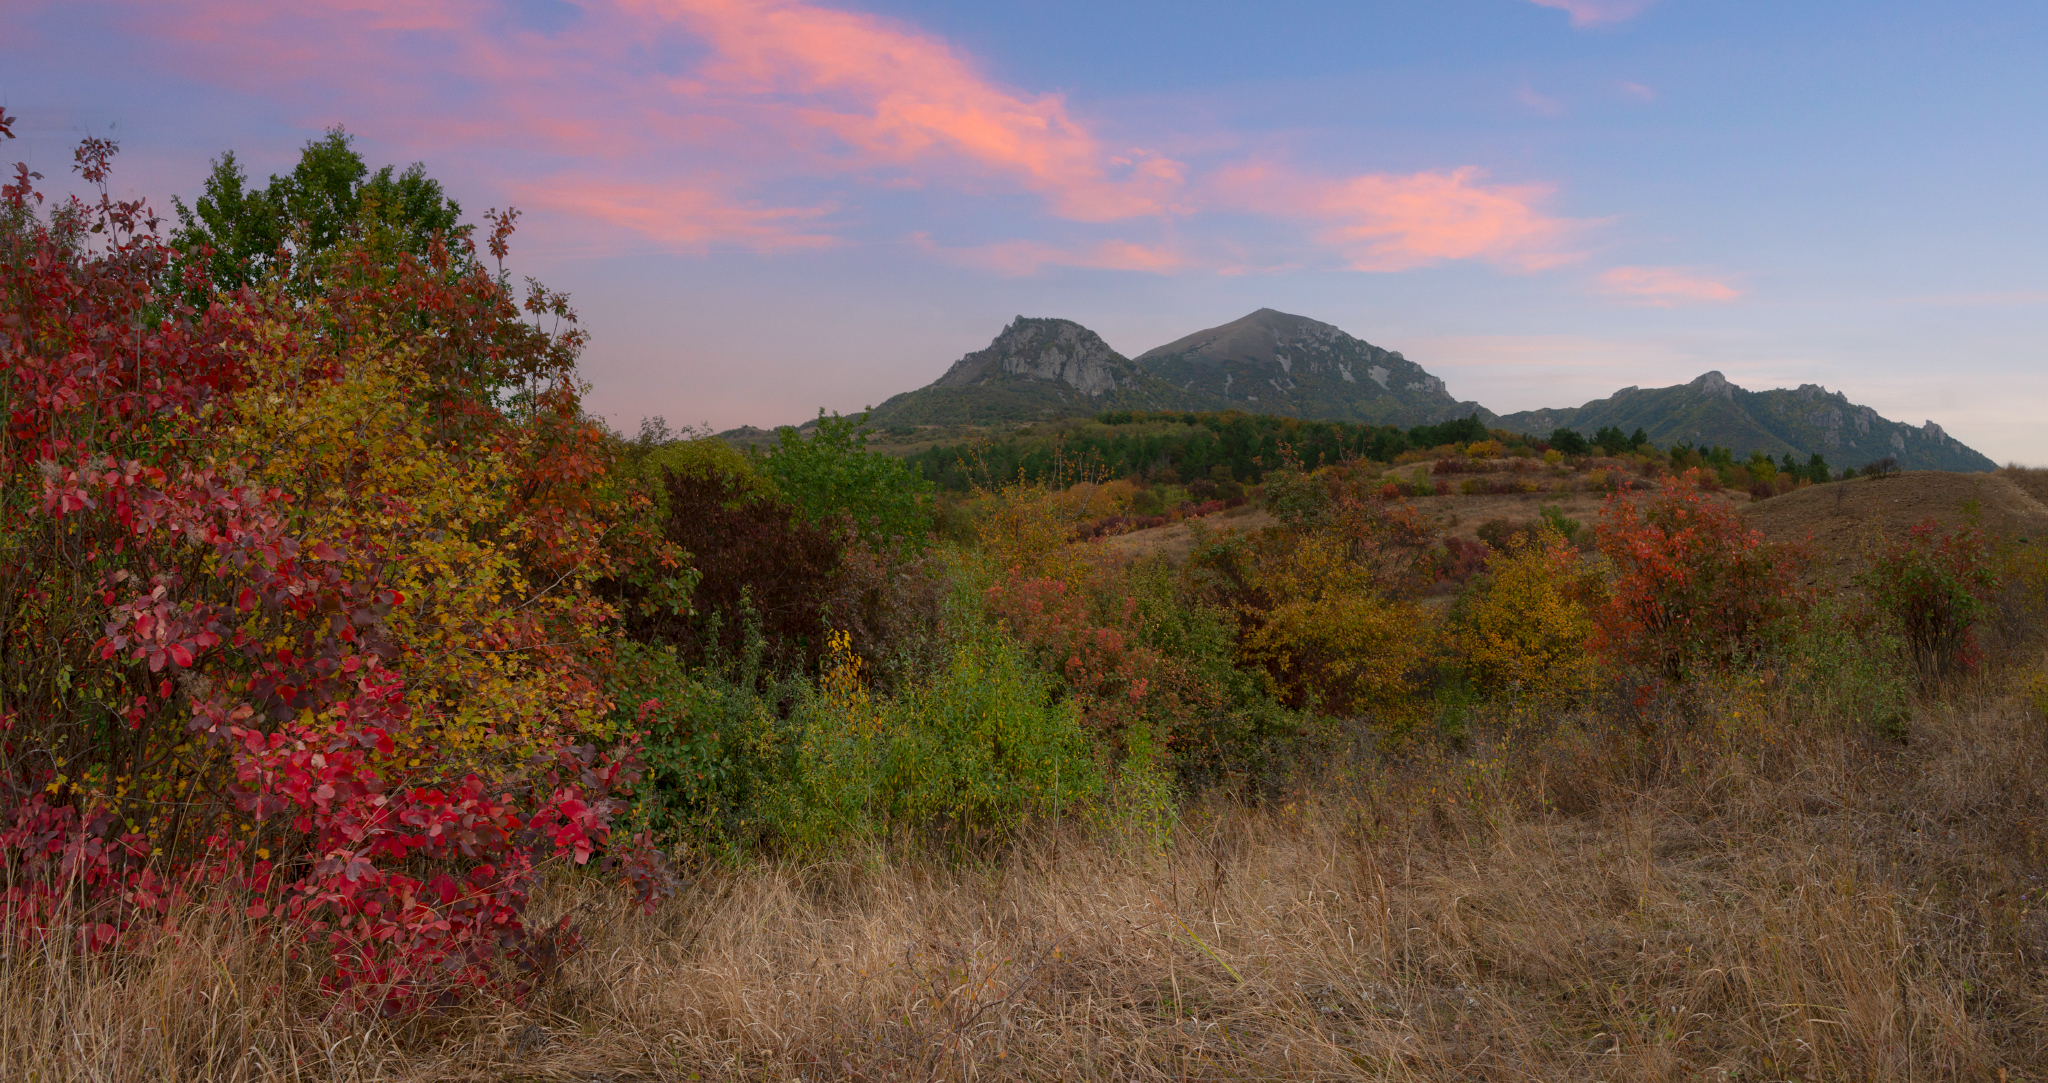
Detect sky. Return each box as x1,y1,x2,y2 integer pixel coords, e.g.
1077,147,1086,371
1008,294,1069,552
7,0,2046,463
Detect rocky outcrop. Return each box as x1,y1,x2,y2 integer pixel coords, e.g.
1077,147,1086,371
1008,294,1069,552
934,317,1137,397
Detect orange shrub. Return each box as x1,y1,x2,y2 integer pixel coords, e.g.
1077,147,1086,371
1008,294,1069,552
1591,471,1807,681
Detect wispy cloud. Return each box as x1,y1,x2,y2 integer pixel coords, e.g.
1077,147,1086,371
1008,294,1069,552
1515,85,1567,116
1215,164,1588,272
1599,265,1742,305
1526,0,1658,28
653,0,1187,221
912,233,1184,276
81,0,1616,276
514,179,839,252
1619,81,1656,102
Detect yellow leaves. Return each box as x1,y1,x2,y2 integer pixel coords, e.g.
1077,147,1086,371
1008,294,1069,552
217,312,610,772
1452,530,1598,706
1241,590,1431,722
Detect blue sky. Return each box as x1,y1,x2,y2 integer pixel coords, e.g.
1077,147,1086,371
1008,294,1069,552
7,0,2045,461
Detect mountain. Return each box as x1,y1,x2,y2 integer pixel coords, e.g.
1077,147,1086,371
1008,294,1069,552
1131,308,1493,427
1493,371,1997,472
864,316,1227,426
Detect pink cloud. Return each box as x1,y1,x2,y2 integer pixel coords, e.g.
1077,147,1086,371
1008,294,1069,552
1526,0,1658,28
1214,164,1586,272
911,234,1185,276
1515,85,1567,117
80,0,1608,276
1620,81,1657,103
515,180,838,252
639,0,1185,221
1599,266,1742,305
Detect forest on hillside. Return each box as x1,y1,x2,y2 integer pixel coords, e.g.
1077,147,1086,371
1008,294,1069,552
5,123,2047,1081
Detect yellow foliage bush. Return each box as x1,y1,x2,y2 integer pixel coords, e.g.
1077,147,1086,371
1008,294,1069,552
1241,590,1431,721
1466,439,1506,459
1452,530,1598,705
225,323,610,766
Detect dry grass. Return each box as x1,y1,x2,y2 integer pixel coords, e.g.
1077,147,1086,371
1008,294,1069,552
10,656,2048,1082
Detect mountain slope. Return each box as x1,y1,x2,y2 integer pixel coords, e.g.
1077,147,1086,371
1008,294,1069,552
1131,308,1492,427
1494,371,1996,472
865,317,1227,426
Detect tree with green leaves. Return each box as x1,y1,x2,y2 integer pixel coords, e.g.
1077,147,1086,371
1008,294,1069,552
762,411,935,551
170,126,464,295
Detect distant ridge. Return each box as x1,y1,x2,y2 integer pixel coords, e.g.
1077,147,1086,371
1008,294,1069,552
1492,371,1996,473
728,308,1998,473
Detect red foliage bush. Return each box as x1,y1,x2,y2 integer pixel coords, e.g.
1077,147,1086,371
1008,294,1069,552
638,468,847,672
1591,471,1807,680
1858,517,2001,679
0,137,663,1009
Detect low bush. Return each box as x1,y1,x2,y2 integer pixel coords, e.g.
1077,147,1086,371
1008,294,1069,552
1592,471,1808,682
1451,529,1599,706
1858,517,2000,680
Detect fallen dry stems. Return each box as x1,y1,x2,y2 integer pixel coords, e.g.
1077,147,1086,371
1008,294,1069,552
6,667,2046,1081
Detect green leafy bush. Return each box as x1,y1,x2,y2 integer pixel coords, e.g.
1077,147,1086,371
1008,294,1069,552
614,622,1099,858
763,411,934,550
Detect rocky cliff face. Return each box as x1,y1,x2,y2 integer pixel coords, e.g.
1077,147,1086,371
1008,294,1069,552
1494,372,1996,472
1132,308,1491,426
933,317,1140,397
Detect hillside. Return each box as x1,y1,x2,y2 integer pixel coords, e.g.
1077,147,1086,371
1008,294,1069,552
1495,371,1996,472
864,317,1228,426
1133,307,1493,426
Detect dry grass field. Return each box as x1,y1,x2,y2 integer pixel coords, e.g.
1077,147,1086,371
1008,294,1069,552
9,468,2047,1082
8,664,2045,1081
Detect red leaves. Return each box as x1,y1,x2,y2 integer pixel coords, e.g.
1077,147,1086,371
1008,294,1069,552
0,137,671,1011
1591,470,1807,680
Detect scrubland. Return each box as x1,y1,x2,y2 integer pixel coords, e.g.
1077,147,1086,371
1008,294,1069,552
7,130,2048,1082
10,651,2047,1082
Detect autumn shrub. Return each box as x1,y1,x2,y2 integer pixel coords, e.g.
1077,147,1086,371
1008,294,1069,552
1591,470,1807,682
1857,517,2000,680
1430,535,1491,587
1772,595,1911,737
0,137,662,1009
1187,492,1438,724
820,542,955,690
629,467,847,673
1450,530,1599,706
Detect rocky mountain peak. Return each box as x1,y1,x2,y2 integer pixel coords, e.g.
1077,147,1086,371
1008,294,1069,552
1691,371,1735,401
934,316,1133,397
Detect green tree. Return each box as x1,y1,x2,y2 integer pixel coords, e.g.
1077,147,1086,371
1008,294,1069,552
1548,428,1590,456
762,411,935,550
170,126,464,294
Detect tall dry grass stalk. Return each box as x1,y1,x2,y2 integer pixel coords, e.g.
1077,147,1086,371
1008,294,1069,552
7,665,2046,1081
